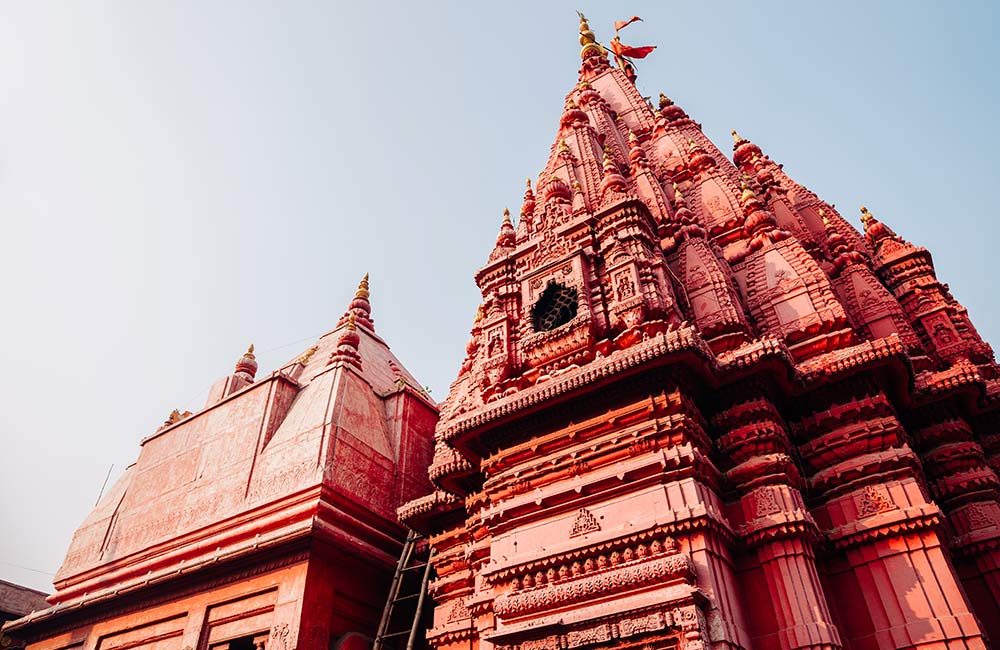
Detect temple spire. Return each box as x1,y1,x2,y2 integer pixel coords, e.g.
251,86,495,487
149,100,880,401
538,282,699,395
489,208,516,261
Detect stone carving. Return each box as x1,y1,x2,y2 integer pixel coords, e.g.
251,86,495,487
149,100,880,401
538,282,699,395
270,623,291,650
569,508,600,537
447,599,471,622
966,503,993,531
493,553,692,618
858,484,897,517
754,487,782,517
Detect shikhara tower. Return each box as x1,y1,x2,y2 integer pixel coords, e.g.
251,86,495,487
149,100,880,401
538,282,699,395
401,15,1000,650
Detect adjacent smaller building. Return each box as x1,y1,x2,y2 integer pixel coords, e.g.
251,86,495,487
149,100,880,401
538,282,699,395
2,277,438,650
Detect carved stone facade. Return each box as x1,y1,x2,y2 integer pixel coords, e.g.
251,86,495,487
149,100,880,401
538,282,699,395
401,16,1000,650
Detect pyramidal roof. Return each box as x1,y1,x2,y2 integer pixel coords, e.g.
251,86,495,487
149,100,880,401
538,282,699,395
46,276,436,608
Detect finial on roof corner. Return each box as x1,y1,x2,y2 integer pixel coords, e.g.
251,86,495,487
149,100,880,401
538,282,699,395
235,344,258,382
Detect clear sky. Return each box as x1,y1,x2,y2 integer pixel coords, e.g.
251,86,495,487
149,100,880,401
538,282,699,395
1,1,998,594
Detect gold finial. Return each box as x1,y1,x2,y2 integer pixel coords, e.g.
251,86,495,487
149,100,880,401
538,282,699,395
572,179,583,192
860,205,874,229
295,345,319,365
687,138,698,151
355,273,370,300
346,313,357,331
740,180,756,202
658,93,671,107
819,208,829,226
731,129,742,144
672,182,684,202
502,207,511,224
245,344,255,359
628,130,638,143
578,79,592,90
475,305,484,323
559,139,571,153
578,11,601,59
526,178,532,190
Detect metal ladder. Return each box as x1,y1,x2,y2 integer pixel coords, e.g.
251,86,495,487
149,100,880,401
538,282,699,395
372,530,433,650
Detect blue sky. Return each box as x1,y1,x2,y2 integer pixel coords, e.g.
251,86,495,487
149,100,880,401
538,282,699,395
1,1,998,593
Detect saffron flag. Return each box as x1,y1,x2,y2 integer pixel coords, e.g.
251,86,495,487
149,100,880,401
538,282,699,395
610,39,656,59
614,16,643,31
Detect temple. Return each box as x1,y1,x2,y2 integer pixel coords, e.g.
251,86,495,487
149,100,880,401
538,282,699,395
3,276,438,650
398,15,1000,650
6,14,1000,650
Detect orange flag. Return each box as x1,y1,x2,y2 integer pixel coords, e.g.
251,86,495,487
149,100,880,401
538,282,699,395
610,39,656,59
614,16,643,31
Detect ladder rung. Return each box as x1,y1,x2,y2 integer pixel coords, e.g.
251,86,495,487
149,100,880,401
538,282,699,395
379,631,412,639
402,562,428,571
392,593,420,603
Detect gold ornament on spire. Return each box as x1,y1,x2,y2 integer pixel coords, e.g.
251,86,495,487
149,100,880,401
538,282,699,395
355,273,370,300
672,182,684,202
860,206,874,230
245,344,255,359
740,180,756,202
502,207,511,224
819,208,830,226
346,313,357,331
731,129,742,143
578,12,601,59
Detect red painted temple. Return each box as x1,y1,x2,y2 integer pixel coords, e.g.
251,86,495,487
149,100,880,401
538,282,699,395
398,15,1000,650
4,277,438,649
6,14,1000,650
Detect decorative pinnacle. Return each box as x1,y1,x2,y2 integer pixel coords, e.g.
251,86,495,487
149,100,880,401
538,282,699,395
245,344,255,359
740,180,757,202
355,273,370,300
559,139,571,153
526,178,532,189
294,345,319,365
474,304,484,324
502,207,511,224
819,208,830,226
731,129,742,143
860,206,874,229
578,12,601,59
672,182,684,202
345,313,357,330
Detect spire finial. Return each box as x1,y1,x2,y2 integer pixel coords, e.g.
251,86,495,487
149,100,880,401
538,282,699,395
355,273,370,300
502,207,511,224
246,344,255,358
732,129,742,144
860,205,873,229
578,12,601,59
338,273,374,331
819,208,830,226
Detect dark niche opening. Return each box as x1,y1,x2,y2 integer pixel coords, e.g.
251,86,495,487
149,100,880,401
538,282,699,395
532,282,579,332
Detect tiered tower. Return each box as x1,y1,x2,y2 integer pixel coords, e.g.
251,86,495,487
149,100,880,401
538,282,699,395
401,16,1000,650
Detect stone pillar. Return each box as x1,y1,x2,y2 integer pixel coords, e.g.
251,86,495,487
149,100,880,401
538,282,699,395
712,386,841,650
796,380,987,649
910,406,1000,641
